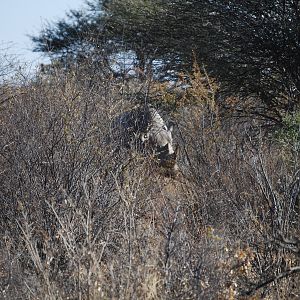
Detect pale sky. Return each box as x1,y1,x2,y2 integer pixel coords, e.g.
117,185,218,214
0,0,86,66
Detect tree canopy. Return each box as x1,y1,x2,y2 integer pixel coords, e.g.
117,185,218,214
32,0,300,121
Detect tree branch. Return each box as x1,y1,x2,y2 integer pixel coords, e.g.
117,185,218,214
242,266,300,296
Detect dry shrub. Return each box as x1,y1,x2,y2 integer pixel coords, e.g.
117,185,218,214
0,63,300,299
149,60,218,114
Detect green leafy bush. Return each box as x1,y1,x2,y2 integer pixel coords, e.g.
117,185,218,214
276,112,300,152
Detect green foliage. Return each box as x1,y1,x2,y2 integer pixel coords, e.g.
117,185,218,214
276,111,300,152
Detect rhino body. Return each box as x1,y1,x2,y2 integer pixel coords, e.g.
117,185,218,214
112,106,178,174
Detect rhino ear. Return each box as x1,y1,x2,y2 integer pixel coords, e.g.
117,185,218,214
140,132,149,142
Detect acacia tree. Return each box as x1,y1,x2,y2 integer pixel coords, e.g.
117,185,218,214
32,0,300,120
31,0,167,75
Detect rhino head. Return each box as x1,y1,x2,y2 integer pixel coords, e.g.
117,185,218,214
141,123,179,176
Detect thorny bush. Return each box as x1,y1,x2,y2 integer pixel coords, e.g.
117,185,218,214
0,65,300,299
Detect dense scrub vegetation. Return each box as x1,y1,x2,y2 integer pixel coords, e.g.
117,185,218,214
0,61,300,299
1,0,300,298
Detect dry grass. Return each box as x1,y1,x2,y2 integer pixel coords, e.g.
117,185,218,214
0,64,300,299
